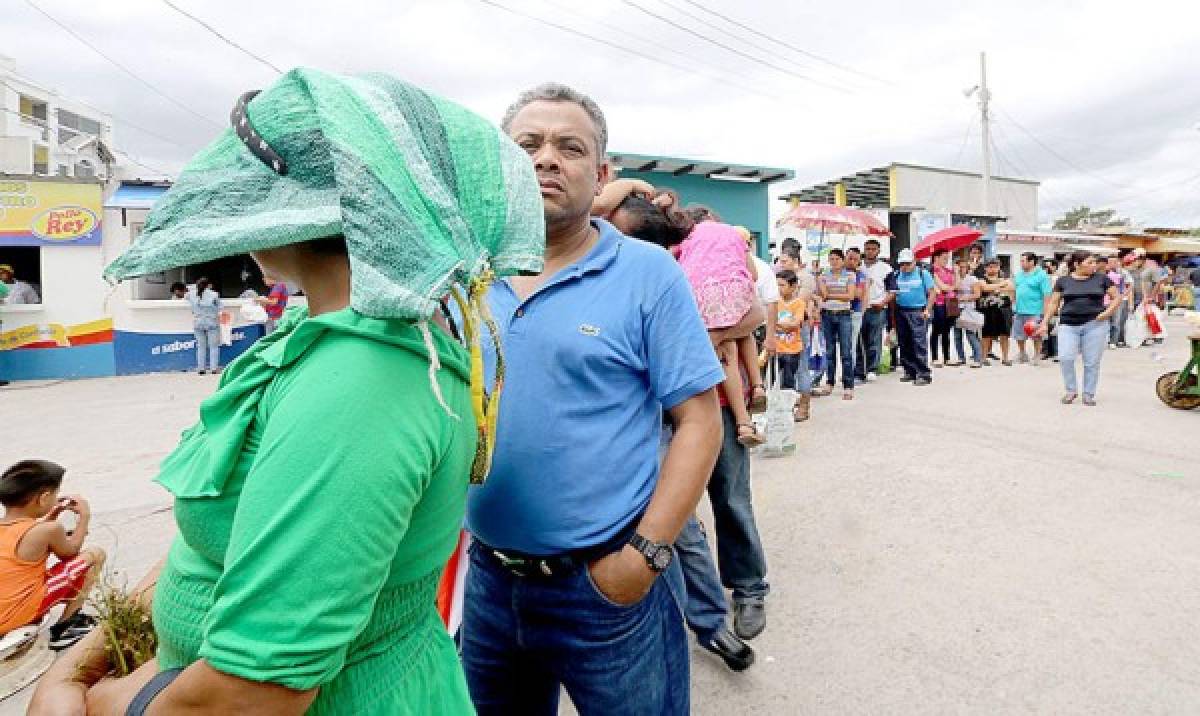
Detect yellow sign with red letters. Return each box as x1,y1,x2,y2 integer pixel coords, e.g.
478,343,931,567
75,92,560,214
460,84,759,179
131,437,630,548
0,180,102,246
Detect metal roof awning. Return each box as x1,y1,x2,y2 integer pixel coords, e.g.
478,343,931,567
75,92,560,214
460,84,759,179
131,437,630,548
1145,237,1200,253
104,182,170,209
609,152,794,184
781,162,1040,207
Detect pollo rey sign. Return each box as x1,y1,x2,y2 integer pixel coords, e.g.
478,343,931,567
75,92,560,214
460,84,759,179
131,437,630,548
0,180,102,246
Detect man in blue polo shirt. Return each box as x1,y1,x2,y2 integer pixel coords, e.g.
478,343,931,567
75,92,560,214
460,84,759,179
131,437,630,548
460,83,724,716
887,248,935,385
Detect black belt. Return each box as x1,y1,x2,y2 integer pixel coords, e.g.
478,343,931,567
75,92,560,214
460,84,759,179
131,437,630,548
866,306,887,312
898,306,926,311
477,515,641,579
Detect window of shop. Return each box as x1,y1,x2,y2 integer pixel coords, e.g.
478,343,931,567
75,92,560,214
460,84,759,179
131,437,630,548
127,224,268,300
0,246,43,304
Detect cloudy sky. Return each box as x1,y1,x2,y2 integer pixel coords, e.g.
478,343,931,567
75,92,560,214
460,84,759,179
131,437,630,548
6,0,1199,227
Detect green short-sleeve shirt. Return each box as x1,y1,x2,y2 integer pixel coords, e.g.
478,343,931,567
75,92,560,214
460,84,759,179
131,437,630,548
152,307,476,714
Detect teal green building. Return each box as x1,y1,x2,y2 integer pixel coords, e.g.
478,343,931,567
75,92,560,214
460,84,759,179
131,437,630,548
609,152,794,258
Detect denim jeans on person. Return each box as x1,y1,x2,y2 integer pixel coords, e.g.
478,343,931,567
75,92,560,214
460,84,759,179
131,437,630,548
953,325,983,364
861,307,886,375
461,540,690,715
776,352,803,391
709,408,770,605
1110,302,1129,344
676,516,729,643
895,308,931,380
194,324,220,371
929,304,953,362
821,310,854,390
796,322,814,394
1058,319,1109,396
850,310,864,380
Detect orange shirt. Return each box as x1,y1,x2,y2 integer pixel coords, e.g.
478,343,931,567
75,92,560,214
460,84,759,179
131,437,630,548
776,296,806,354
0,519,48,632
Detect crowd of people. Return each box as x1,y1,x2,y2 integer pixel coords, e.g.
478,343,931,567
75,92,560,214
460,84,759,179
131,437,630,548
2,69,1193,716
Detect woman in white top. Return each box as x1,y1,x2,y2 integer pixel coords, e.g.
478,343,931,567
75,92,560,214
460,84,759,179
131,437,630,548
952,259,984,367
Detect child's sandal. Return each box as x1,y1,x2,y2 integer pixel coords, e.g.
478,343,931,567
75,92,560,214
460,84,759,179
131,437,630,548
736,422,765,447
748,384,768,414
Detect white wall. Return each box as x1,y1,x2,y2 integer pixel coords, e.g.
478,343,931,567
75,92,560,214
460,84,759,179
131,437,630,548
893,165,1039,230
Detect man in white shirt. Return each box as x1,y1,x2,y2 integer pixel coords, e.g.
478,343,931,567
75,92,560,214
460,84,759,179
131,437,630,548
740,228,778,356
0,264,40,305
859,240,892,380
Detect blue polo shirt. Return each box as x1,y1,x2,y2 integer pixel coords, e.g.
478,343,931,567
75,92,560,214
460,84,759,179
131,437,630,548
467,219,724,555
891,267,934,308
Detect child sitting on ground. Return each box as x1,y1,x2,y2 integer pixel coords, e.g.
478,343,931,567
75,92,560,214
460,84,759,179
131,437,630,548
0,459,105,650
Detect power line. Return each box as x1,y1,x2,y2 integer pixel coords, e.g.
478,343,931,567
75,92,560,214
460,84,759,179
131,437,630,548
618,0,850,94
653,0,858,90
533,0,781,100
676,0,890,85
22,0,220,129
995,105,1134,190
476,0,779,100
953,112,976,168
159,0,283,74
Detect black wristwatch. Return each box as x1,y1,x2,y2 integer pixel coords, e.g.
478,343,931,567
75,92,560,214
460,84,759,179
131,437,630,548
629,533,674,572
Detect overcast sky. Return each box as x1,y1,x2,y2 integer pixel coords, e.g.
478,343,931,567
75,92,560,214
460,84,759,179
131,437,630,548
5,0,1199,227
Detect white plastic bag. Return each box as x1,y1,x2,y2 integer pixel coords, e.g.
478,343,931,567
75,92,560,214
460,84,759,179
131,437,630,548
1125,306,1147,348
218,310,234,347
759,358,797,458
956,307,984,333
240,302,268,324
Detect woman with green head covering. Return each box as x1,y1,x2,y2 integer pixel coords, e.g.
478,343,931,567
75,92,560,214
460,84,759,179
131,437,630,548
29,68,543,715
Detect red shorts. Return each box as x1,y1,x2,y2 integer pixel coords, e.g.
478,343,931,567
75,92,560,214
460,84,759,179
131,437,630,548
37,556,92,615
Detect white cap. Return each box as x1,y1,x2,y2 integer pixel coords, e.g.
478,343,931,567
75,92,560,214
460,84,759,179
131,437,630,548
897,248,915,263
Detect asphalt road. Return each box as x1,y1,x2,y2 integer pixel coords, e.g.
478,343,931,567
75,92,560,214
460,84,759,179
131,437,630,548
2,318,1196,714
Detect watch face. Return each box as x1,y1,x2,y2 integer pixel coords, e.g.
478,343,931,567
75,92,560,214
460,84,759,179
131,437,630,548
651,547,672,570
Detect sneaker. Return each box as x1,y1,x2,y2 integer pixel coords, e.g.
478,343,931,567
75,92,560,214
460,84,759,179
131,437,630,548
1108,343,1117,350
866,372,878,382
0,379,9,387
1082,394,1097,406
197,369,207,375
1017,352,1028,364
701,627,756,672
733,600,766,640
899,374,914,383
913,376,932,386
970,362,983,368
50,613,98,651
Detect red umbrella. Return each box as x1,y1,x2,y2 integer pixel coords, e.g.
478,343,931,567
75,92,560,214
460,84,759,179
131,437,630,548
913,225,983,259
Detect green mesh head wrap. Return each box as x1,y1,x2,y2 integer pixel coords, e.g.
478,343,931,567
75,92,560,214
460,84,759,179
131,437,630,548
104,68,545,320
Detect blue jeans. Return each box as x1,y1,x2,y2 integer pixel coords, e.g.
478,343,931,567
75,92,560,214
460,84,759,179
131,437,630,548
797,322,813,394
896,308,931,380
1058,319,1109,396
194,325,219,371
677,516,729,643
776,353,803,391
861,307,886,375
709,408,769,604
953,325,983,363
1110,302,1129,344
462,542,690,715
821,310,854,389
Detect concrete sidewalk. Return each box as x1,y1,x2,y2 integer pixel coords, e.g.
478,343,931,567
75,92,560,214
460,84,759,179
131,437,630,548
2,321,1197,714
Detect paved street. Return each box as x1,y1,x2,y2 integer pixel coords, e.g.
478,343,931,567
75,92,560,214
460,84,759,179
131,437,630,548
2,319,1197,714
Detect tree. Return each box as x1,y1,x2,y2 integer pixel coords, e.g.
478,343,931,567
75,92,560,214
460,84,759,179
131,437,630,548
1052,206,1127,230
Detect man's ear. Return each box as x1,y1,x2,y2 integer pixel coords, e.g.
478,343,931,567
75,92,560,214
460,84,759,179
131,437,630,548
595,159,612,195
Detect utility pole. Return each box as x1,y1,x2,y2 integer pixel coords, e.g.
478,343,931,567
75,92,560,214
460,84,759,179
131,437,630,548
978,51,992,217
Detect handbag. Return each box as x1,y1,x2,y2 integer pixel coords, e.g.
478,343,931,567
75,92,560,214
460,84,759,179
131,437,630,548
944,294,961,319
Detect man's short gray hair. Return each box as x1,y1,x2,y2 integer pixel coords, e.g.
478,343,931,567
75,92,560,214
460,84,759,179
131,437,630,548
501,83,608,157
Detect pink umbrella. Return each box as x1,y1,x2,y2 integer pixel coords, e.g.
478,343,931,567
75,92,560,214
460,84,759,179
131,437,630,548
912,225,983,259
778,203,891,237
777,203,891,269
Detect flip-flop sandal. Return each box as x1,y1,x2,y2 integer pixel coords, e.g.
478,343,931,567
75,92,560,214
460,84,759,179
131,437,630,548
842,391,854,401
747,384,768,414
1061,392,1077,404
736,423,765,447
